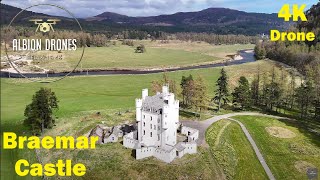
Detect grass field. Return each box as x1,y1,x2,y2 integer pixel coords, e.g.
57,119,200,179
0,60,293,179
6,41,253,72
146,40,254,58
233,116,320,180
206,119,268,180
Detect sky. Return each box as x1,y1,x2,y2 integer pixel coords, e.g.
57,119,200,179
2,0,319,18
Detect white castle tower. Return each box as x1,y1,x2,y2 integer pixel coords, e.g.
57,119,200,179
123,85,198,163
135,86,179,147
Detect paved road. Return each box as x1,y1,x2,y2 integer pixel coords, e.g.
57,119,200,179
182,112,288,180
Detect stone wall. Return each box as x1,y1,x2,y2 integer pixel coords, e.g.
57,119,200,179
123,132,139,149
136,146,155,159
181,126,199,142
153,147,176,163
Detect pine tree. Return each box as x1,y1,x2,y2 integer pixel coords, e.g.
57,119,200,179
232,76,251,109
295,81,315,118
213,68,229,111
24,88,58,135
180,75,193,106
251,66,261,105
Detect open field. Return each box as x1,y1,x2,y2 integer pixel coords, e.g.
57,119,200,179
0,60,296,179
206,119,268,179
233,116,320,180
1,41,253,72
145,40,254,58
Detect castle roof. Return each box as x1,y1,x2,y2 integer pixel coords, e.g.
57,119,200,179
142,93,167,112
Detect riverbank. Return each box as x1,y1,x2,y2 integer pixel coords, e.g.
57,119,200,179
0,49,255,78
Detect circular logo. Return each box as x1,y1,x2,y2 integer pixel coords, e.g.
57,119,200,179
4,4,85,83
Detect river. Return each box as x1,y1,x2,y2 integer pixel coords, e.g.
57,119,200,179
0,49,255,78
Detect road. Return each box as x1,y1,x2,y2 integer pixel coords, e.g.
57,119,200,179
182,112,288,180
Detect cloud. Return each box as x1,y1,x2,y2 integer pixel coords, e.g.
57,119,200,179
2,0,318,18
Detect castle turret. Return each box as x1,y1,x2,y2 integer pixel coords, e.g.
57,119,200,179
162,86,169,94
142,89,148,100
136,99,142,122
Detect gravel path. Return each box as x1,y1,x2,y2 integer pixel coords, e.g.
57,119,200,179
181,112,287,180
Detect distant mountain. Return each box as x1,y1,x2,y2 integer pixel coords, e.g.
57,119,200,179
87,8,288,34
91,8,279,26
1,3,288,35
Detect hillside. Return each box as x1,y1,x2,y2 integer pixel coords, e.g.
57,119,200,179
87,7,290,35
0,3,287,35
91,8,283,27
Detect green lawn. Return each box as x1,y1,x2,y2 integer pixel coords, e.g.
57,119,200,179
206,119,268,180
233,116,320,180
0,59,293,179
37,45,220,72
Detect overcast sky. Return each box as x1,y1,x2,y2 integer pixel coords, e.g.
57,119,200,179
2,0,318,18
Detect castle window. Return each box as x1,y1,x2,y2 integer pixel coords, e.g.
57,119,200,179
143,130,145,135
143,115,145,119
158,118,160,123
151,117,152,120
150,124,152,128
150,132,153,137
158,126,160,130
143,122,145,126
158,135,160,141
154,125,156,130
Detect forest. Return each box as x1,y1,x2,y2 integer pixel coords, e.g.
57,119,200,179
254,2,320,120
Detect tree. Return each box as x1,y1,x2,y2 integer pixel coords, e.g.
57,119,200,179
213,68,229,111
151,80,162,94
192,76,209,112
251,66,261,105
24,88,58,135
180,75,193,106
295,81,315,118
151,73,177,94
263,81,282,111
135,44,146,53
306,62,320,119
254,43,266,60
288,71,296,109
232,76,251,109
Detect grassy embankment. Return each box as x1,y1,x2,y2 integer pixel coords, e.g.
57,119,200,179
206,119,268,180
233,116,320,180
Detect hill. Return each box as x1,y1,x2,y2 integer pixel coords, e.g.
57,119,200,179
91,8,283,27
87,7,289,35
0,3,288,35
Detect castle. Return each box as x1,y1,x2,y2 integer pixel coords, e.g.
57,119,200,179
123,86,199,163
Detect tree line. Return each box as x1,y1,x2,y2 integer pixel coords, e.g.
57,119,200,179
252,2,319,119
2,26,258,49
151,67,319,120
175,32,258,45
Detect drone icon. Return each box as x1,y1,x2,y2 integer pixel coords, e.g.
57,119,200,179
29,19,61,33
